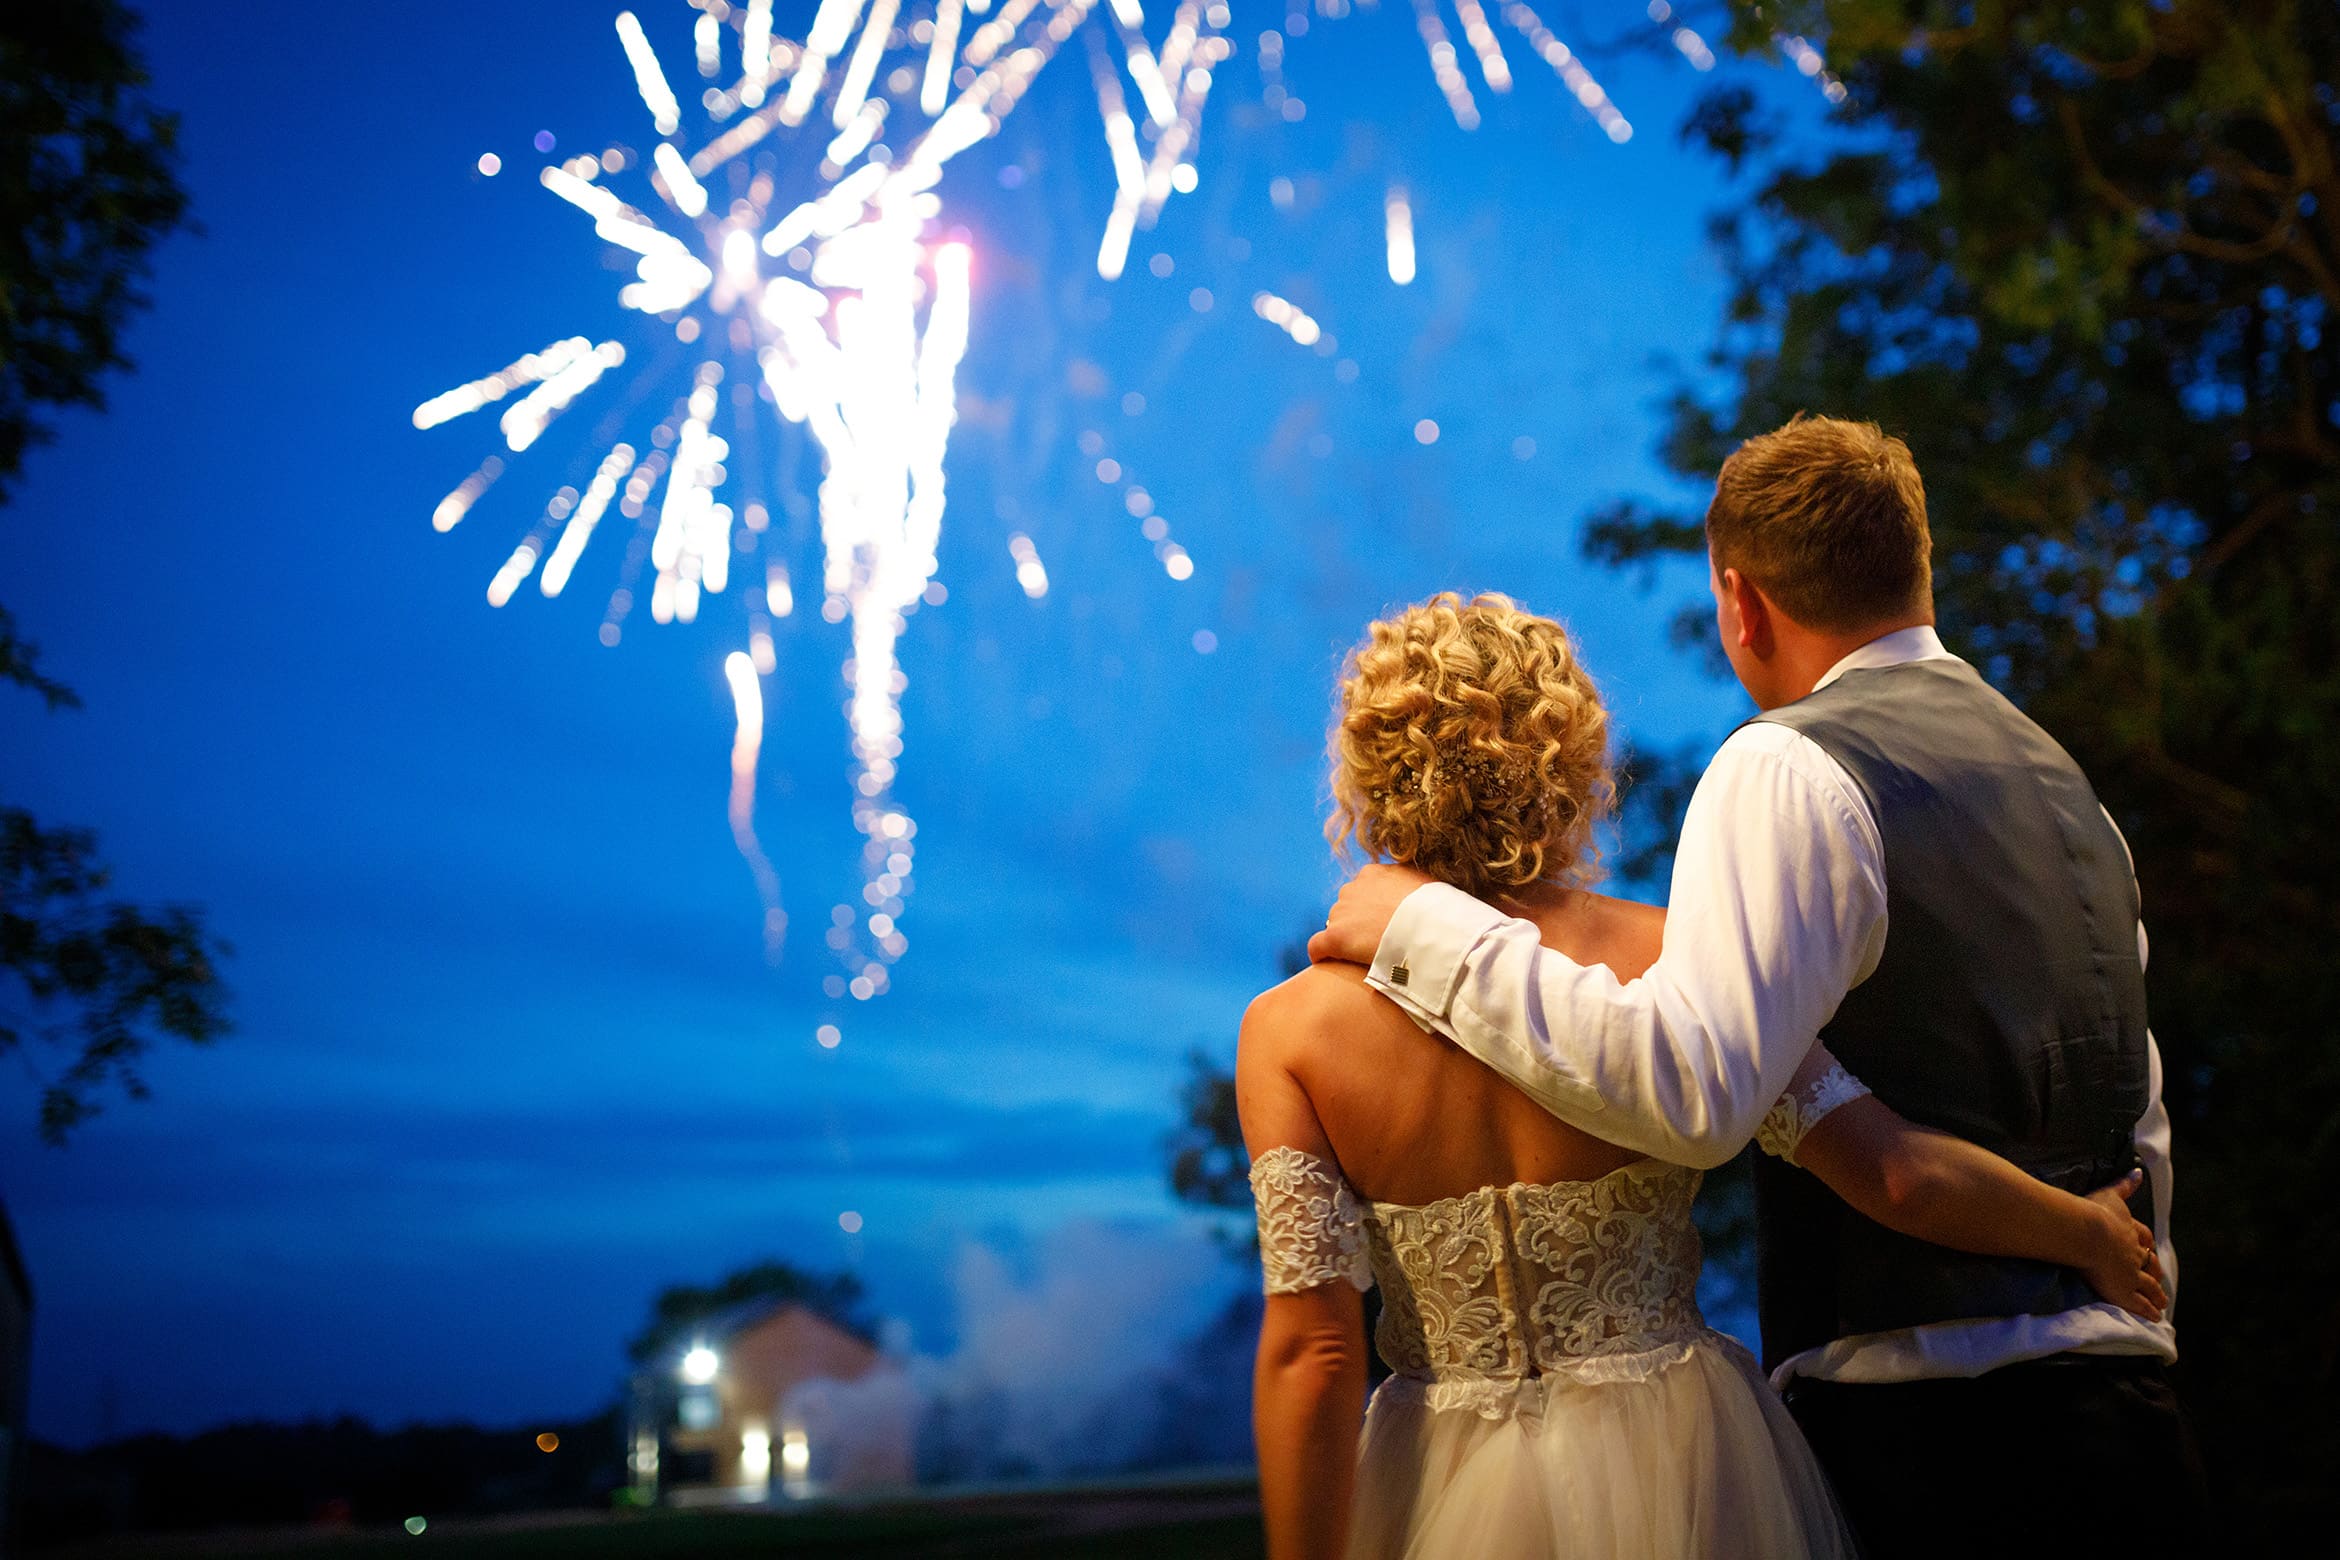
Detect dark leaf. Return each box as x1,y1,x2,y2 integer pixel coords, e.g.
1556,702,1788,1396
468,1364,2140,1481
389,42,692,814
2,807,230,1144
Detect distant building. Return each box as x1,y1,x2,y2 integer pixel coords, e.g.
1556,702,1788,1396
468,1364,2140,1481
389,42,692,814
628,1300,913,1505
0,1197,30,1556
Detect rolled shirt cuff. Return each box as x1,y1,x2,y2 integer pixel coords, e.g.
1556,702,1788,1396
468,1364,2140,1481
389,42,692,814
1364,881,1510,1028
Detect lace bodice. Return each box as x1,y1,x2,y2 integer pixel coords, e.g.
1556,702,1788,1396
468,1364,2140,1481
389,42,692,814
1252,1150,1709,1414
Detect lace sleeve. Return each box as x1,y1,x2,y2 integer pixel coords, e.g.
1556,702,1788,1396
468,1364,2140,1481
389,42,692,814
1250,1147,1373,1296
1755,1048,1874,1163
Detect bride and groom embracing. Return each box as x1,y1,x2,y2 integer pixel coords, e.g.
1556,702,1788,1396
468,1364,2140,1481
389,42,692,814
1240,416,2213,1559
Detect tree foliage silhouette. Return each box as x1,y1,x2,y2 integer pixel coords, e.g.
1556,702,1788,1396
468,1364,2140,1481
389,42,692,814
0,3,189,505
1,3,221,1144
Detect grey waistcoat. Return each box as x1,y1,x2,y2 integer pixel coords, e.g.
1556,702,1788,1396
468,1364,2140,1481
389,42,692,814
1748,657,2151,1371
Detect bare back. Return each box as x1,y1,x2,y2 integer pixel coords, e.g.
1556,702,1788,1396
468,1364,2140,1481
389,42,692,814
1241,885,1667,1205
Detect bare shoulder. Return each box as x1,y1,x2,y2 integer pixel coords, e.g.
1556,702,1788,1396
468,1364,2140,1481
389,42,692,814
1241,963,1376,1062
1596,892,1667,939
1236,965,1370,1160
1579,889,1667,975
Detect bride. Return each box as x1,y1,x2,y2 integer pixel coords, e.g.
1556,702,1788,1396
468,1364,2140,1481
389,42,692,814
1241,593,2165,1560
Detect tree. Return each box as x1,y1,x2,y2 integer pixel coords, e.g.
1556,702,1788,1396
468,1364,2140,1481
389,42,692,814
1,3,218,1144
1166,1044,1250,1227
1592,0,2337,1538
627,1260,872,1363
0,4,189,506
1,811,229,1144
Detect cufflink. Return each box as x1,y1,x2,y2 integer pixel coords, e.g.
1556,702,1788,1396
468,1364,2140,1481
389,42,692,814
1389,961,1410,988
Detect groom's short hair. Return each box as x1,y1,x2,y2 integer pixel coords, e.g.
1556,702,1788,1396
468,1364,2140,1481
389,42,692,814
1706,414,1933,632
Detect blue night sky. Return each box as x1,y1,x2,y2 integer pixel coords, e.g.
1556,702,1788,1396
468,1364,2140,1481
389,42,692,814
0,1,1828,1445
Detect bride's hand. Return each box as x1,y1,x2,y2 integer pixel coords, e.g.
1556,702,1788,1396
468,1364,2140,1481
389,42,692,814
2078,1169,2166,1322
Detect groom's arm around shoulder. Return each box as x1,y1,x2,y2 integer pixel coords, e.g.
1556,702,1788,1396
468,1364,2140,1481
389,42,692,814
1326,724,1891,1169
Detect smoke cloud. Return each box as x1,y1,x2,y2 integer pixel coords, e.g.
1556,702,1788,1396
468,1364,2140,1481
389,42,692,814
908,1219,1260,1481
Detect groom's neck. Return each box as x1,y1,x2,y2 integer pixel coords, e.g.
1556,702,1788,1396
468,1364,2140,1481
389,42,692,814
1753,611,1936,710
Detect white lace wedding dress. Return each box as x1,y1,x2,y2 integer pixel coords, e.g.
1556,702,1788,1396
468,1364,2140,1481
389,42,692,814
1252,1150,1857,1559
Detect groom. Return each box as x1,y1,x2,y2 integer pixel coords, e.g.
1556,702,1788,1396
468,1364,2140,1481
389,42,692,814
1310,415,2210,1557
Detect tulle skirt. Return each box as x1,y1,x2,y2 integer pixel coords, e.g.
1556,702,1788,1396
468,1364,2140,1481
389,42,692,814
1347,1332,1858,1560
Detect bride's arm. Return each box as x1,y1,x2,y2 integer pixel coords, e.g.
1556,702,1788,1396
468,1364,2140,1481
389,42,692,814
1238,993,1370,1560
1254,1284,1368,1560
1765,1048,2166,1319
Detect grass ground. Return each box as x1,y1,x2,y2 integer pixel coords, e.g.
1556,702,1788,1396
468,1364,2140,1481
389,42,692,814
36,1476,1268,1560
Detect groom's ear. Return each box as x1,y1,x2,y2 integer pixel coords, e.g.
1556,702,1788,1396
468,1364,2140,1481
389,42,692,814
1723,567,1773,657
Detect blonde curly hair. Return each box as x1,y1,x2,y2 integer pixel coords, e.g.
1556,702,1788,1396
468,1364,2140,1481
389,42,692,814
1327,593,1613,899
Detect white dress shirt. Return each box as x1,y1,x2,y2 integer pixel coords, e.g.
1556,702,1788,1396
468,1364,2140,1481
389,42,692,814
1365,626,2179,1384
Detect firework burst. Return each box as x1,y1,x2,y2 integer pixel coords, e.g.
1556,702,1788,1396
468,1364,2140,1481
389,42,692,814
413,0,1702,1002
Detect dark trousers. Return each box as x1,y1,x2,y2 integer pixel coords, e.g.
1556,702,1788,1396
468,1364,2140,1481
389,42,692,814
1785,1355,2212,1559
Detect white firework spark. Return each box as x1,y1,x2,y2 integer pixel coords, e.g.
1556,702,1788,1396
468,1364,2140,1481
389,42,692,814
414,1,1171,997
414,0,1647,1002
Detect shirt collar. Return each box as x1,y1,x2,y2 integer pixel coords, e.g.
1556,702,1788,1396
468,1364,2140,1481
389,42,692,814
1813,625,1958,693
